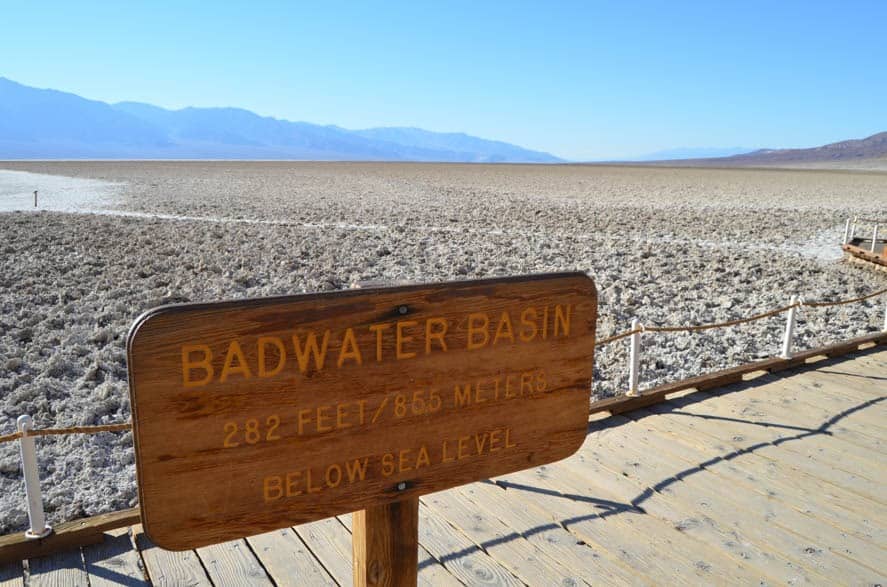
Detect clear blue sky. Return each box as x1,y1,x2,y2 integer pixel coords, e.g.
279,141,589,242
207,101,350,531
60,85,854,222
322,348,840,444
2,1,885,160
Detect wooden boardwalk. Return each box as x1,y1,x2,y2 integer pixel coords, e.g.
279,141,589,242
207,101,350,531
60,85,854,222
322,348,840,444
1,348,885,585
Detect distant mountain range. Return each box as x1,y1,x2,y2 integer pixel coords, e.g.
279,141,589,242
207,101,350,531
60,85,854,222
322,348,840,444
0,77,562,162
639,132,887,167
628,146,756,162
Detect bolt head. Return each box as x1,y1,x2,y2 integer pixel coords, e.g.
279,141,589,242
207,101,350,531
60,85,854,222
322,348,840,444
396,482,407,491
398,306,408,315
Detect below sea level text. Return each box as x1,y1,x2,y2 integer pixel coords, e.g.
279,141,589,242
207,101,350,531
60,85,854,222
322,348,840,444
262,427,516,501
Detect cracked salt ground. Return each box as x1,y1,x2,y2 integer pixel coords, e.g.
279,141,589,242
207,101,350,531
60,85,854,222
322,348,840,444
0,161,885,534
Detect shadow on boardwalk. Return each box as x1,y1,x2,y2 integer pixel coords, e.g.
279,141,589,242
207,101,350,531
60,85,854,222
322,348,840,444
420,347,885,570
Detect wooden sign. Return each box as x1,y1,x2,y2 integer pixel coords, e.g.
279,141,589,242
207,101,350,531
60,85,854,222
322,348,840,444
127,272,597,551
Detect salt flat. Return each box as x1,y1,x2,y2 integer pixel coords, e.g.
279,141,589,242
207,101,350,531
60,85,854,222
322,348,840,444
0,161,885,534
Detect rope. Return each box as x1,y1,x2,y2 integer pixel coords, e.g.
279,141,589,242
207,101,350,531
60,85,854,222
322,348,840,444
644,304,796,333
805,286,887,308
29,422,132,437
0,287,884,443
595,286,886,346
595,329,639,346
0,422,131,445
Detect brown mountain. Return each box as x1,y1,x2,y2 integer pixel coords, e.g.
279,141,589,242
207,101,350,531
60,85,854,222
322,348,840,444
725,131,887,164
644,131,887,167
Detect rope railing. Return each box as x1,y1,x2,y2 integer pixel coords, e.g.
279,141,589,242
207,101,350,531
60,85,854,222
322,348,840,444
595,287,887,346
0,422,133,444
0,283,885,541
1,285,885,444
844,215,884,254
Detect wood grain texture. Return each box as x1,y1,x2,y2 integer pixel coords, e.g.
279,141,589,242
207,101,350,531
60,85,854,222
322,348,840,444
454,481,640,585
82,528,148,586
498,466,762,584
339,514,460,587
134,526,211,587
566,425,825,584
353,498,419,587
609,414,885,583
246,528,335,585
195,539,273,586
416,501,522,586
421,488,585,585
28,547,88,587
293,518,354,585
127,272,596,550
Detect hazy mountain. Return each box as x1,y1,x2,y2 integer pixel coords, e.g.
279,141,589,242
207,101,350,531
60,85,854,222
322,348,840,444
628,146,755,161
0,78,563,162
353,127,557,163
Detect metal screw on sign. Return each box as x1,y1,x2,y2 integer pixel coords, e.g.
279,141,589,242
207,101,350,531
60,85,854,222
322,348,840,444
780,296,799,360
627,318,641,397
17,415,52,539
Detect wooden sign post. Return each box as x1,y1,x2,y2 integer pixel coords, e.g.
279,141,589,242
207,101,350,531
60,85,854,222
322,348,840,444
127,272,596,584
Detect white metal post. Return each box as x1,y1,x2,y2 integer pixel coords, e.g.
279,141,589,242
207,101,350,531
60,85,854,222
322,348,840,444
17,415,52,539
842,218,851,245
627,318,641,397
883,298,887,332
872,225,880,253
780,296,799,359
849,217,857,242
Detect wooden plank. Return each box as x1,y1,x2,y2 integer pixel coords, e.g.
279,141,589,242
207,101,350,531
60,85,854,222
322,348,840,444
746,374,887,435
246,528,335,585
780,368,887,406
795,370,887,411
631,406,885,504
455,481,642,585
128,273,597,550
465,476,654,585
808,369,887,399
498,465,763,584
639,400,887,540
416,500,523,586
619,411,887,576
293,518,354,585
584,419,884,583
843,243,887,267
556,447,827,585
195,539,273,586
353,497,419,587
82,527,148,586
28,547,89,587
0,562,23,587
0,508,140,565
133,526,211,587
422,487,586,584
674,382,886,478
